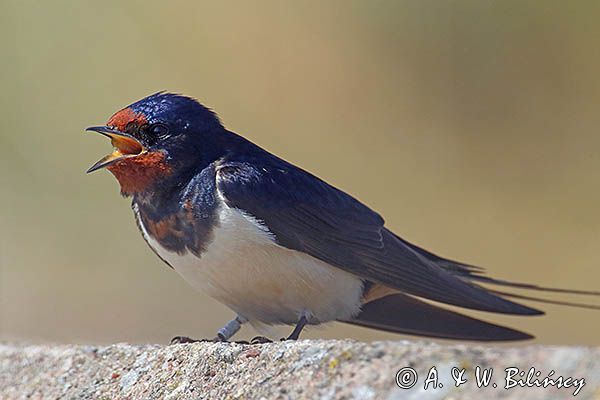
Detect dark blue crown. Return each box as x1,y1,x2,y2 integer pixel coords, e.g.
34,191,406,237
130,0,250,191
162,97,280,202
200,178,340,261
129,92,222,130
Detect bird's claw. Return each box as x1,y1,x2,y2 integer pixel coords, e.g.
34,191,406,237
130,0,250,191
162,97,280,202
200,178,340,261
170,336,201,344
169,335,225,344
250,336,273,344
170,335,251,345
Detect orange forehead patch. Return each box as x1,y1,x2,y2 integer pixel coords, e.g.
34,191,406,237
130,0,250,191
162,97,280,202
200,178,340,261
107,107,148,131
107,151,171,195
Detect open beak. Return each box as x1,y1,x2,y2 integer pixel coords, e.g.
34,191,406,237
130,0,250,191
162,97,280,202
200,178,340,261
86,126,145,173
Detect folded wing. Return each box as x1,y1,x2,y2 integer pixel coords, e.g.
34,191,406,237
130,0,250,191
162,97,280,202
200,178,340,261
216,159,578,316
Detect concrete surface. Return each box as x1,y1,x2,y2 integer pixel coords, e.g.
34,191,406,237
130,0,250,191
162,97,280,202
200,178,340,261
0,340,598,399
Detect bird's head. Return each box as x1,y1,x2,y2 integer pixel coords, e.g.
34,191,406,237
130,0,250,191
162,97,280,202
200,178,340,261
86,92,223,196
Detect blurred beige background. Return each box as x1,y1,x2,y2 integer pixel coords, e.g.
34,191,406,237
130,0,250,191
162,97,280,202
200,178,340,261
1,1,599,346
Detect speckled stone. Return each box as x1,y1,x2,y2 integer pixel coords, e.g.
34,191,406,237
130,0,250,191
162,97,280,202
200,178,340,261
0,340,598,399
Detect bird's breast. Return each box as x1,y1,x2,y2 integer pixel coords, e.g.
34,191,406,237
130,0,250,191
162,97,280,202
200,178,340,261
134,202,364,325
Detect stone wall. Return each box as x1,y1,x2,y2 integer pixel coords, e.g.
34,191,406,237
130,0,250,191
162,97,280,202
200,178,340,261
0,340,598,399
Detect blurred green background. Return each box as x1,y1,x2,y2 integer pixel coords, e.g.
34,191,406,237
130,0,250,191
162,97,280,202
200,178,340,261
1,1,599,346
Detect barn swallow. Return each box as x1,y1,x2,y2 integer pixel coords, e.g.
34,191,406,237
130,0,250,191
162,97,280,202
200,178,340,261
86,92,599,343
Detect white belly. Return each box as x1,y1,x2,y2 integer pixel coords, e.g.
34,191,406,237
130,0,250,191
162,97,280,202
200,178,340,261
136,204,364,325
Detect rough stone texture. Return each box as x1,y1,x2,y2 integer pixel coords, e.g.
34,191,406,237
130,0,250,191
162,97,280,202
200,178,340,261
0,340,598,399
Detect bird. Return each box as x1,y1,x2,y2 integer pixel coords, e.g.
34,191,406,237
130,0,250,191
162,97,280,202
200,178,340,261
86,92,599,343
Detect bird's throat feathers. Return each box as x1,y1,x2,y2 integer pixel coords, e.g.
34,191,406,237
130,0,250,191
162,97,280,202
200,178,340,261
107,151,172,196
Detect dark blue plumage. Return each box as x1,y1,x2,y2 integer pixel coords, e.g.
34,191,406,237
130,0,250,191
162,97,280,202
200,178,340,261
129,92,223,132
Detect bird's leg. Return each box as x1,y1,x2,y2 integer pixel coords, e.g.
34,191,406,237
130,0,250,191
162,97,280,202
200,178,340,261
170,315,248,344
251,314,309,344
217,315,247,341
284,315,308,341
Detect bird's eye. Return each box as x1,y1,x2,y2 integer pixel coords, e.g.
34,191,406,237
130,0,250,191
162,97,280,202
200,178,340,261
149,123,169,137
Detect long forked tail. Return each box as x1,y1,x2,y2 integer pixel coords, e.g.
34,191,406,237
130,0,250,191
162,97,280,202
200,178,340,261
345,237,599,341
449,269,600,310
341,292,533,341
398,235,600,311
461,275,600,310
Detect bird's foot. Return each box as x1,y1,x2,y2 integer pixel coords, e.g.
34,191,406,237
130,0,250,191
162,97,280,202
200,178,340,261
170,335,250,345
250,336,273,344
170,335,214,344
